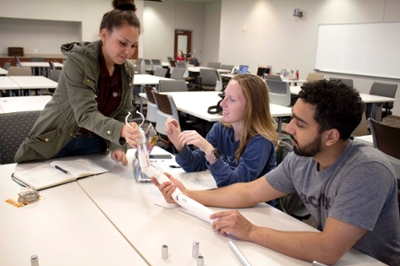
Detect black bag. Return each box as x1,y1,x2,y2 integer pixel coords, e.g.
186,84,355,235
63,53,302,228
207,92,225,115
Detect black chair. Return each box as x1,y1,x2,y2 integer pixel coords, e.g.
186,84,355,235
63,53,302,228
0,111,41,164
329,77,354,88
367,82,398,119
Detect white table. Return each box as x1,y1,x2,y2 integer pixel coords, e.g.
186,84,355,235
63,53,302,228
0,67,8,76
0,95,52,113
53,62,63,68
139,91,292,133
134,74,172,85
0,163,147,266
76,147,383,266
290,86,397,121
188,66,230,73
9,76,58,95
282,78,307,85
0,76,21,96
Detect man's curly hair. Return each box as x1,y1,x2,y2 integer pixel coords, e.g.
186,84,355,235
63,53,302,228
298,80,364,140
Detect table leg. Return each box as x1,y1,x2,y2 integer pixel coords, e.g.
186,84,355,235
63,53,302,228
277,118,282,133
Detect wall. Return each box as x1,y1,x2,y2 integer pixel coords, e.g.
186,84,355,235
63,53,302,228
219,0,400,116
143,0,207,65
0,0,143,56
204,2,221,65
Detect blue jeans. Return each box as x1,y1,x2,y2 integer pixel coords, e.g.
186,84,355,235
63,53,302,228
55,136,106,158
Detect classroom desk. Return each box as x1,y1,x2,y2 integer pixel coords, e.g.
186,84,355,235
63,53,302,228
9,76,58,95
139,91,293,132
188,66,230,73
134,74,172,85
0,67,8,76
76,147,384,266
290,86,397,121
0,76,21,96
0,95,52,113
0,163,147,266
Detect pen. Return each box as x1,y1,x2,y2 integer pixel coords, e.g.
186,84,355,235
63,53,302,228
169,165,181,168
54,165,68,174
228,241,252,266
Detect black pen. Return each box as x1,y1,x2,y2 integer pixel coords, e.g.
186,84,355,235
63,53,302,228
54,165,68,174
169,165,181,168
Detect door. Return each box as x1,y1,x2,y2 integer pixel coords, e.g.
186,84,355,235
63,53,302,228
174,30,192,58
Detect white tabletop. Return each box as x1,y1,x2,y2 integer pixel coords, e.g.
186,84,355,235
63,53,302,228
9,76,58,89
0,67,8,75
20,62,51,68
282,78,307,84
353,135,373,146
290,86,397,103
140,91,292,122
76,147,384,266
0,162,147,266
134,74,173,85
0,76,20,90
188,66,230,73
53,62,63,68
0,95,52,113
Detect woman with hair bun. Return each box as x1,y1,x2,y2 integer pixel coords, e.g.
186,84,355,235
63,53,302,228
15,0,142,165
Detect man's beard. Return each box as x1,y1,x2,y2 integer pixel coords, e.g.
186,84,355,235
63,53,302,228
290,133,321,157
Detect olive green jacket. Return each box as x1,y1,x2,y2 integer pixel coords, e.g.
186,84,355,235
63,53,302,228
14,41,135,163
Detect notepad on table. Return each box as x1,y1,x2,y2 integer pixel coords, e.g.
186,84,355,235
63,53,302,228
13,159,109,190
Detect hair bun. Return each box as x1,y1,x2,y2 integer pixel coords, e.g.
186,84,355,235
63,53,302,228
112,0,136,12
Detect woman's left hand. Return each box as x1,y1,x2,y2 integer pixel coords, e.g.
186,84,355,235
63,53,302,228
177,130,213,153
111,150,128,165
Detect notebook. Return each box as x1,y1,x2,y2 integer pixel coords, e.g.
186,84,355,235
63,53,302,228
237,65,249,74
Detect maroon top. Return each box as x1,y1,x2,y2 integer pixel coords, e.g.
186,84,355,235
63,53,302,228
79,47,122,134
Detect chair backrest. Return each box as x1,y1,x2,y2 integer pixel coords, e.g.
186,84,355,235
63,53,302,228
48,61,55,70
199,68,217,86
169,60,177,67
215,70,223,91
0,111,41,164
306,73,324,82
369,82,398,110
49,69,62,82
3,62,10,70
368,118,400,160
159,80,188,92
175,61,186,69
220,64,234,71
152,91,179,135
144,59,152,71
151,59,162,70
170,67,185,80
266,80,291,107
329,77,354,88
153,67,167,77
167,56,173,62
135,58,143,66
7,66,32,76
144,86,157,123
207,62,221,69
30,57,44,62
14,56,21,66
265,75,282,82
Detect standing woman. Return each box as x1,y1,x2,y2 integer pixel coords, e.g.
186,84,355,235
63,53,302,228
14,0,142,164
164,74,279,187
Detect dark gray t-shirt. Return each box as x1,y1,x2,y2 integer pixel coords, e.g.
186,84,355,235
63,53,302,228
266,141,400,265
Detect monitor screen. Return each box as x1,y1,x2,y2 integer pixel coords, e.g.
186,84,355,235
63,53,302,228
256,67,271,77
237,65,249,74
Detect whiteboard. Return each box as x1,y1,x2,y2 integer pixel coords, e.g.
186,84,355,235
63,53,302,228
315,22,400,79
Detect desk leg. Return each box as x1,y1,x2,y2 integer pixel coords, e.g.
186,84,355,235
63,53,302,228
277,118,282,133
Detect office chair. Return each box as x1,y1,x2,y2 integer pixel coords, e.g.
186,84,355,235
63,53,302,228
265,75,282,82
159,80,188,92
215,71,223,91
197,68,217,91
143,86,158,124
3,62,10,70
0,111,41,164
266,80,291,107
329,77,354,88
170,67,185,80
368,118,400,212
207,62,221,69
367,82,398,119
144,59,153,74
152,91,180,136
14,56,21,67
153,67,168,77
306,73,324,82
